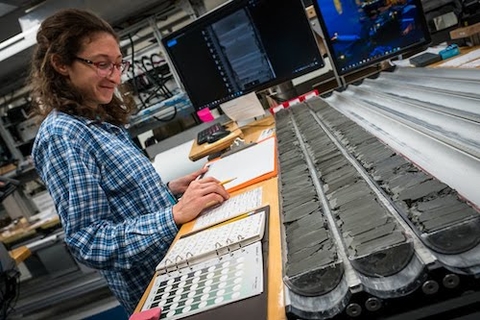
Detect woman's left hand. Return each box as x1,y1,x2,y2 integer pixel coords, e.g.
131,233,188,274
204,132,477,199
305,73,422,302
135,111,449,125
167,167,208,195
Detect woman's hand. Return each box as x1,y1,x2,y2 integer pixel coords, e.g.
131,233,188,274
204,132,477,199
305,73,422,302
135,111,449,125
167,167,208,195
172,177,229,225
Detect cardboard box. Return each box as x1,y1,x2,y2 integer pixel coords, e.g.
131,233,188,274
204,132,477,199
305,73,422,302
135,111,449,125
450,22,480,39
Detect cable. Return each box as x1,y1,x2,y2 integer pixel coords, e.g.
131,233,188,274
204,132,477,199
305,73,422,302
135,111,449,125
150,53,164,66
127,34,149,111
6,271,20,318
153,105,177,122
0,270,19,320
149,53,174,99
0,242,19,319
137,57,172,103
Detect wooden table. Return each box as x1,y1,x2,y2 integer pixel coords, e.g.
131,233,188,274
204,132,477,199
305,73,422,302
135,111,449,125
9,246,31,264
430,45,480,68
0,215,61,246
135,115,285,319
0,228,37,246
3,215,61,265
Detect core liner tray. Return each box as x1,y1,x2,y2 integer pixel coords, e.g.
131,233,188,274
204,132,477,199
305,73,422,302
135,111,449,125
276,97,480,319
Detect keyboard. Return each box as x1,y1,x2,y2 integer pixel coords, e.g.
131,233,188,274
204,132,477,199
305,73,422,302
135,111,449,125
196,122,229,145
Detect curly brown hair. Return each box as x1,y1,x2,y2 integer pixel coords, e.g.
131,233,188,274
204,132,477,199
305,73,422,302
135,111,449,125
29,8,135,126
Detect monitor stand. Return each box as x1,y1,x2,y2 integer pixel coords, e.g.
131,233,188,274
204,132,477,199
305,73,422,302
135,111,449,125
219,92,266,128
268,80,298,102
234,112,269,128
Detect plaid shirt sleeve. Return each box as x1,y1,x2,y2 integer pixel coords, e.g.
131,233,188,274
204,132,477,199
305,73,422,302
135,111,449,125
35,132,178,271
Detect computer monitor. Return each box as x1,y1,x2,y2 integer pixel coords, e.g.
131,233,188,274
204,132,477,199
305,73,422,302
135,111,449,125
313,0,431,75
162,0,324,111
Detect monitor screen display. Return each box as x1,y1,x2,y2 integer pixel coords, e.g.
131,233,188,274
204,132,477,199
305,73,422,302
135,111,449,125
162,0,324,111
314,0,431,75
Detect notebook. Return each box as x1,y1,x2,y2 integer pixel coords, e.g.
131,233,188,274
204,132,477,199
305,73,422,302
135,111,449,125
192,187,263,232
155,206,269,274
200,137,277,193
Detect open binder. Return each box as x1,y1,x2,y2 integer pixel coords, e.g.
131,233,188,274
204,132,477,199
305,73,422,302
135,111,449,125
143,241,266,319
155,206,269,274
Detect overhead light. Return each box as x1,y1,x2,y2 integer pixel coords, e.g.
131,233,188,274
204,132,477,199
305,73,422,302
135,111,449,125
25,0,47,14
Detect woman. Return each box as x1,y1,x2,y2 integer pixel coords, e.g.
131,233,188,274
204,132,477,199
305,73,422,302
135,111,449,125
30,8,229,314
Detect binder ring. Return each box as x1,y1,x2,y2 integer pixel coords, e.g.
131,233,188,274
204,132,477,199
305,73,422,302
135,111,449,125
226,238,234,256
215,242,222,259
175,255,183,273
164,258,174,276
186,252,194,270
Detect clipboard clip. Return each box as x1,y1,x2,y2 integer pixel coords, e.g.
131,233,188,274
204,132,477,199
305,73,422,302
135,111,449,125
221,140,257,158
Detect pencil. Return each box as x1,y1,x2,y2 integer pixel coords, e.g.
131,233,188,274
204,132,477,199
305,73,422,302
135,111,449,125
182,208,260,238
220,177,237,186
202,178,237,209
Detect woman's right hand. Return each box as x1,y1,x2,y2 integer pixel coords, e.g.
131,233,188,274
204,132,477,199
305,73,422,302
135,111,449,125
172,177,230,225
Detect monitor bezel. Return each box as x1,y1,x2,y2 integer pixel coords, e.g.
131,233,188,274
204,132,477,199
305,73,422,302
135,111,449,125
161,0,324,111
312,0,432,76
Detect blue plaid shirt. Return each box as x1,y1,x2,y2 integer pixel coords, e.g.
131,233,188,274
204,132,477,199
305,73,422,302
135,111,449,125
32,111,178,314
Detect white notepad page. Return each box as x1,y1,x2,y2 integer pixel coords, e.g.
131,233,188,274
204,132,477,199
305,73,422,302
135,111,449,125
192,187,263,231
202,137,276,190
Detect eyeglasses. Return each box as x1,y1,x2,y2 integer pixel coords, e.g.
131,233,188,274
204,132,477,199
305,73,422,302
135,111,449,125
74,56,130,77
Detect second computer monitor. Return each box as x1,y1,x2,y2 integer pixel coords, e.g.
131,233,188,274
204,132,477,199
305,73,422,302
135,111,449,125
162,0,324,111
314,0,431,75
